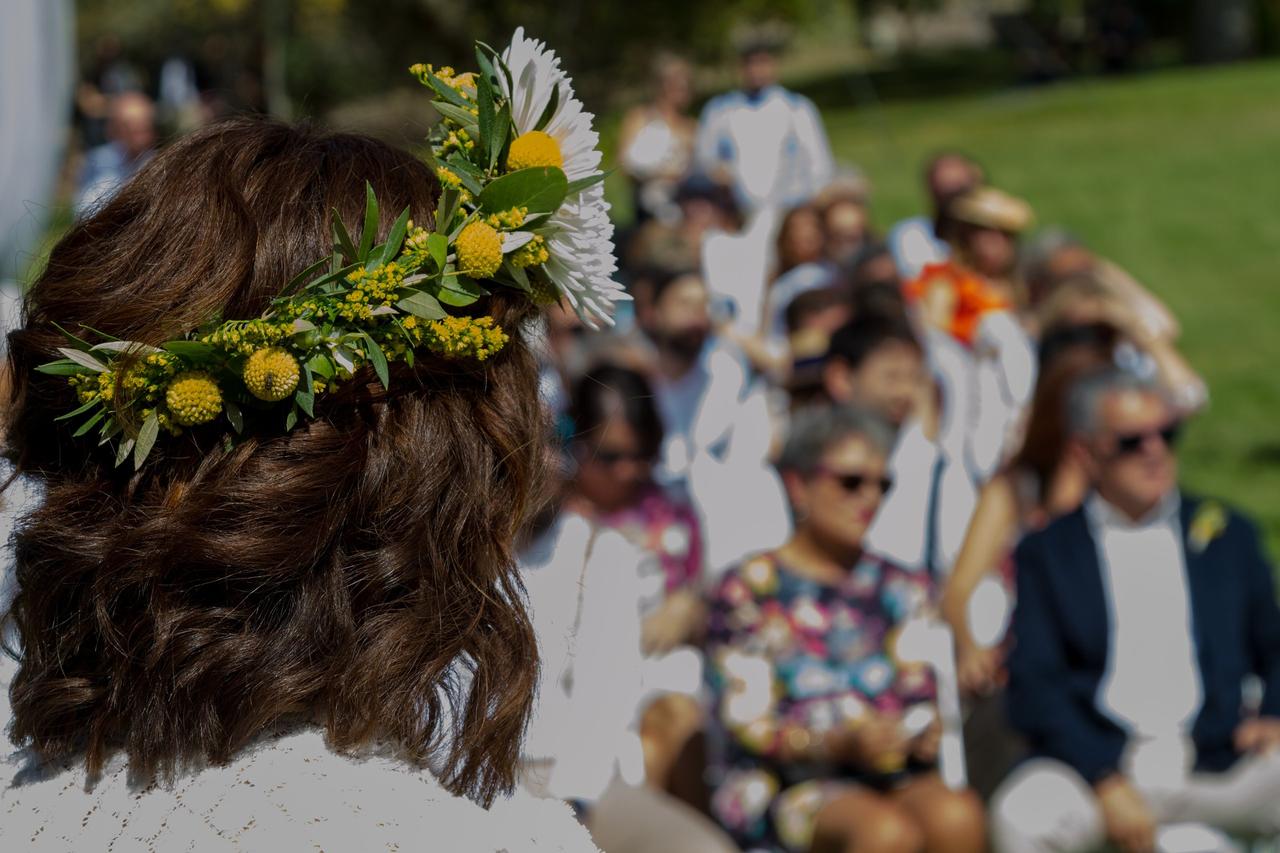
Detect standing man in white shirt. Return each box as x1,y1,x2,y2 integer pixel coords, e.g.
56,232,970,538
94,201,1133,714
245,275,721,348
993,369,1280,853
693,37,834,216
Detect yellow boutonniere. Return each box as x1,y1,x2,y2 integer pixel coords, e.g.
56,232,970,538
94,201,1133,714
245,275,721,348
1189,501,1228,554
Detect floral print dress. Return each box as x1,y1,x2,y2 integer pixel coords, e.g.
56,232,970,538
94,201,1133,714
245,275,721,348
703,551,936,853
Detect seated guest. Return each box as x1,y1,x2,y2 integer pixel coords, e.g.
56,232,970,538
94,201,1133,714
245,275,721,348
704,406,985,853
565,364,707,668
75,92,156,216
993,368,1280,852
823,315,977,577
886,153,984,282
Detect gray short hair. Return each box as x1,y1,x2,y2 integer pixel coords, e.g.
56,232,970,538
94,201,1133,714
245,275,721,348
1067,367,1167,437
778,404,896,473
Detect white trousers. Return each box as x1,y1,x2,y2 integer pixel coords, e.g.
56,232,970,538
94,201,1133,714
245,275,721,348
992,755,1280,853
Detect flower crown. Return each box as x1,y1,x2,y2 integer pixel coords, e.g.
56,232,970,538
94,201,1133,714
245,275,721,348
38,29,625,470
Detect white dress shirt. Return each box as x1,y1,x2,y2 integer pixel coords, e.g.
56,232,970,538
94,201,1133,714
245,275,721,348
1087,492,1203,782
694,85,834,213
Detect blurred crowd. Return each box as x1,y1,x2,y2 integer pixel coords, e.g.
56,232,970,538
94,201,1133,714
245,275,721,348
517,36,1280,853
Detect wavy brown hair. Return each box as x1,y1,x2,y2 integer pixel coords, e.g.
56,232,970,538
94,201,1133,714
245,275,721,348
3,118,546,805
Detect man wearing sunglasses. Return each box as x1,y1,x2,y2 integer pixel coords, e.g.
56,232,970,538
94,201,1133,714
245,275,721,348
993,368,1280,853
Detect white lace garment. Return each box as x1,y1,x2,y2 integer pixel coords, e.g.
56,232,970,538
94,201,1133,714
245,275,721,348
1,721,599,852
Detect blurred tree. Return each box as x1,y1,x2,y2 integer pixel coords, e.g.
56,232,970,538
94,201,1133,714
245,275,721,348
75,0,819,119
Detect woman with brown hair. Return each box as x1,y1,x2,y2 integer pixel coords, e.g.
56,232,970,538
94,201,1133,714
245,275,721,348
0,118,598,850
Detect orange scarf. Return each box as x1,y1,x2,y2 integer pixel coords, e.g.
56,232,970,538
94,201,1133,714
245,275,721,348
904,260,1009,345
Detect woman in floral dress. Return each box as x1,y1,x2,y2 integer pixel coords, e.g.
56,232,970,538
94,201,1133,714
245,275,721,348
704,406,985,853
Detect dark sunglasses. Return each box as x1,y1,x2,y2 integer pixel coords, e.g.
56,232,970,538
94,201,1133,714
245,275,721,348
815,466,894,496
1112,421,1182,457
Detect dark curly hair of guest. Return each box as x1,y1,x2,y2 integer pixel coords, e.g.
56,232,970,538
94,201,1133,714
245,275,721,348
2,118,547,806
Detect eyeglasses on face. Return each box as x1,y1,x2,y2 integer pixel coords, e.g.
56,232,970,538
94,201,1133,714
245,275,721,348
813,466,894,496
1111,421,1182,458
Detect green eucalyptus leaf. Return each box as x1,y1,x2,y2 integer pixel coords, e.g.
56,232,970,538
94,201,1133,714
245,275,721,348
73,409,106,438
566,171,609,196
432,102,479,135
535,82,561,133
359,332,390,388
51,322,95,349
295,366,315,418
476,62,497,169
56,348,109,373
359,182,379,261
225,400,244,434
36,359,95,376
133,411,160,470
397,290,447,320
91,340,159,355
331,209,358,261
427,233,448,269
434,275,488,307
285,405,299,431
376,206,412,267
490,100,511,170
55,398,102,422
162,340,216,359
504,261,532,292
306,352,335,379
479,167,568,215
445,154,484,196
98,418,121,445
424,72,469,108
115,437,136,468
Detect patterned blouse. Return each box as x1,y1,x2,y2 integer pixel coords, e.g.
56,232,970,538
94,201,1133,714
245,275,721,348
596,483,703,615
703,551,936,852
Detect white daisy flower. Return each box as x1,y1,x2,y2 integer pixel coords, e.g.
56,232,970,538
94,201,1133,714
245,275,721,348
500,27,628,328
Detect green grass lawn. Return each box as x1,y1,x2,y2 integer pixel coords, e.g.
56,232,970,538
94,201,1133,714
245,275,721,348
817,61,1280,555
610,59,1280,555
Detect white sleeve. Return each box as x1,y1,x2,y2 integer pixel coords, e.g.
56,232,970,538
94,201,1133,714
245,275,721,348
693,98,729,177
546,528,647,801
864,420,939,570
795,98,835,192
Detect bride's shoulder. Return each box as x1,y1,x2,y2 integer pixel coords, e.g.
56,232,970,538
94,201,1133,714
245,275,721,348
1,726,598,852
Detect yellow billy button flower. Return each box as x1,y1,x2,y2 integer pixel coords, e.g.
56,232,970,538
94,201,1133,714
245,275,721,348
506,131,563,171
454,221,503,278
243,347,301,402
165,371,223,426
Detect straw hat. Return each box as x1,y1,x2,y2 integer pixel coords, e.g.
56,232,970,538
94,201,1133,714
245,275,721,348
949,186,1035,233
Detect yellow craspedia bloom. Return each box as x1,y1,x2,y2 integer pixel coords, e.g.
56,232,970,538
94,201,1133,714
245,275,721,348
506,131,563,171
455,221,503,278
243,347,300,402
165,371,223,427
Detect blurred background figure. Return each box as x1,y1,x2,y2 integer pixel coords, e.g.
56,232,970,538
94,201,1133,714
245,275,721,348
74,91,156,216
521,368,737,853
703,406,985,853
619,53,697,227
694,34,833,216
993,368,1280,852
887,153,985,282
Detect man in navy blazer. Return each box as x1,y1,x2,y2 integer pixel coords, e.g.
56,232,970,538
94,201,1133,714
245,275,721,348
992,369,1280,853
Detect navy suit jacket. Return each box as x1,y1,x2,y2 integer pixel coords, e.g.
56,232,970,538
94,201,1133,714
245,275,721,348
1007,493,1280,784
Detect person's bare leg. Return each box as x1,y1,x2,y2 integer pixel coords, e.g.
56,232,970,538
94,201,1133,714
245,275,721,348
811,786,923,853
889,773,986,853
